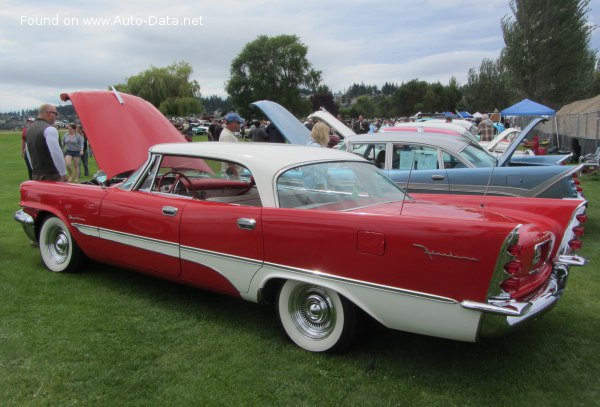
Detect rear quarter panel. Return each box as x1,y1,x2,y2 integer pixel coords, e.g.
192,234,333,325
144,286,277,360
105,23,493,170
260,206,515,302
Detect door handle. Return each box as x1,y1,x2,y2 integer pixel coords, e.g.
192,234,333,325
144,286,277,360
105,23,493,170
162,206,179,216
237,218,256,230
431,175,445,180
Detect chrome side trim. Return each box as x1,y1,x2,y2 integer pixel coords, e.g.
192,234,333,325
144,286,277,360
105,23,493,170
73,223,456,304
73,223,100,237
180,245,263,267
486,224,522,301
262,261,457,304
555,201,588,261
72,223,179,258
14,210,36,241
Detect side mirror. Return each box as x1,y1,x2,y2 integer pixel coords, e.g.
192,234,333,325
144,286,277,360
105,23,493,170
95,170,108,186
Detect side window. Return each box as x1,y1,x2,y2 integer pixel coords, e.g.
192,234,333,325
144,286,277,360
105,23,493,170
391,144,439,170
136,155,259,205
442,151,468,169
350,143,386,168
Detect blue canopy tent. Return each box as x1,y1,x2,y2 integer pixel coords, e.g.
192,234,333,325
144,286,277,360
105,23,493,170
501,98,555,116
501,99,560,149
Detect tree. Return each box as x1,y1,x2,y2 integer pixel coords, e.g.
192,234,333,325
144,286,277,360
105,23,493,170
391,79,429,116
114,61,203,115
350,96,376,118
501,0,597,107
463,58,515,112
309,85,339,116
226,35,322,118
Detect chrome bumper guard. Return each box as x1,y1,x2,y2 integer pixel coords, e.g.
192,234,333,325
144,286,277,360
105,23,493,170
461,262,578,338
14,209,36,242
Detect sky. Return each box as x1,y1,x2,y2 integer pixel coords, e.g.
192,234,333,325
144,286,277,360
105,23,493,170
1,0,599,113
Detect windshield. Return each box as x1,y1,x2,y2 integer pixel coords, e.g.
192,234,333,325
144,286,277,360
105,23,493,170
459,143,497,167
277,161,407,210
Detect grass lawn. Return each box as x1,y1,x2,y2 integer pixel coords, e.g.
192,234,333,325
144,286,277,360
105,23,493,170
1,130,599,406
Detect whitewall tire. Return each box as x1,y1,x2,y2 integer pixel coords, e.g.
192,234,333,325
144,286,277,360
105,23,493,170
276,280,357,352
39,216,83,273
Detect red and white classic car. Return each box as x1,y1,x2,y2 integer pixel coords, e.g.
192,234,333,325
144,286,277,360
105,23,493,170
14,90,589,352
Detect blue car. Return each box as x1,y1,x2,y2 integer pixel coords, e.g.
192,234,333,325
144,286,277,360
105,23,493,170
252,101,595,200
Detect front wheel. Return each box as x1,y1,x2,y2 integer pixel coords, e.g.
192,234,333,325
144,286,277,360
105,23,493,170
39,216,84,273
276,280,357,352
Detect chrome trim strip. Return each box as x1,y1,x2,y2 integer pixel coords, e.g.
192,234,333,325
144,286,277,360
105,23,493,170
72,223,100,237
72,223,456,304
72,223,179,258
180,245,263,267
262,261,457,304
555,201,588,259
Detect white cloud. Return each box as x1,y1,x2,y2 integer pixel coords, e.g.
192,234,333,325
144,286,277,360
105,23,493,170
0,0,598,111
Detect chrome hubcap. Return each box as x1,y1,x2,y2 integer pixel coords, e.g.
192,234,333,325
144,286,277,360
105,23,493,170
289,285,336,339
46,226,69,264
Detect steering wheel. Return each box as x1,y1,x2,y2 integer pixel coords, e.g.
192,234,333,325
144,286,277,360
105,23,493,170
157,171,193,195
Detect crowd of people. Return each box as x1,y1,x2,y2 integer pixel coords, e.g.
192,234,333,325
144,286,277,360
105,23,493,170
22,104,89,182
22,101,507,182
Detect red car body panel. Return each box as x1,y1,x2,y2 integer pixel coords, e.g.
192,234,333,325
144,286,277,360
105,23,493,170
61,91,186,179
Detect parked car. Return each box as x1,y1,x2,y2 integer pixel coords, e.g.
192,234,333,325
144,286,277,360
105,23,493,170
422,118,479,137
192,124,209,135
254,101,594,200
384,118,572,166
14,91,589,353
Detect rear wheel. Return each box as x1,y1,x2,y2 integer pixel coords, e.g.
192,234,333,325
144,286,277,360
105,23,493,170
276,280,357,352
39,216,83,273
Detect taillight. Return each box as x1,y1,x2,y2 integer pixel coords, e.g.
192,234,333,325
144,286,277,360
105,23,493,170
507,244,523,256
500,278,520,294
576,214,587,223
504,260,522,275
569,239,583,250
572,226,585,237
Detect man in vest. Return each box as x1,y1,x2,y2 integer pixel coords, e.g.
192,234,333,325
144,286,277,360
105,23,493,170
26,104,67,181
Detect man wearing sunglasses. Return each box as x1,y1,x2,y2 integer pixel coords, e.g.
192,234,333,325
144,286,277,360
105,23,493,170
25,104,67,181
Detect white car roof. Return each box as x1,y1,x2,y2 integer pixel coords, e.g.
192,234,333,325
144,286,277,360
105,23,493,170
149,142,367,207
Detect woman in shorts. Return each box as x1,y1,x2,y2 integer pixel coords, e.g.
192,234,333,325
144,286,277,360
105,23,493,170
62,124,84,182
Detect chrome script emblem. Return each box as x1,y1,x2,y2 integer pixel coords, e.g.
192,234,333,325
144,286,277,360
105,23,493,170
413,244,479,262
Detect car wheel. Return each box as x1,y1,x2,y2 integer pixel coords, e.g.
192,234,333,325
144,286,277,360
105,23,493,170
39,216,83,273
276,280,357,352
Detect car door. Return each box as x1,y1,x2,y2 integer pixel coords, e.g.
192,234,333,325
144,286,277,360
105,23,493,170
99,187,183,277
387,143,449,194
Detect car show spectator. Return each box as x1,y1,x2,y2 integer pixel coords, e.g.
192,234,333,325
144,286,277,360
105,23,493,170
307,121,330,147
21,118,34,179
77,125,90,176
25,104,67,181
62,123,84,182
249,120,269,142
265,122,286,143
219,112,244,142
477,114,494,142
208,119,222,141
352,115,370,134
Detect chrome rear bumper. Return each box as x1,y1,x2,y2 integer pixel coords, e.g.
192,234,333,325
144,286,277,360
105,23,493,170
462,263,575,338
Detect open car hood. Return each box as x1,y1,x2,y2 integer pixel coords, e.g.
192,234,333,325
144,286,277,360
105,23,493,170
497,117,547,167
250,100,310,145
483,128,521,152
308,110,356,138
61,90,186,179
